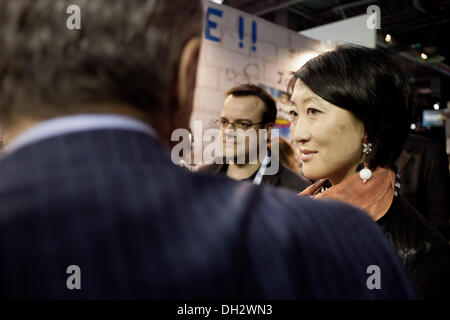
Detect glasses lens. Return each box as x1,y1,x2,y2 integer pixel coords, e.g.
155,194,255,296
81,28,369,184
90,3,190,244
216,119,229,127
236,121,252,129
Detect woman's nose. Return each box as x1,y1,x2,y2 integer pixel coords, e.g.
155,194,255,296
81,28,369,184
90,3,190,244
292,119,311,144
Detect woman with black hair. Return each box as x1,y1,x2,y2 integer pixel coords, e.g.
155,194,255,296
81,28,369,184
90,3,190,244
289,45,449,299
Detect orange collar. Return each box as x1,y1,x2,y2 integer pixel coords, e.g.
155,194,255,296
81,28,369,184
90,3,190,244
299,167,396,221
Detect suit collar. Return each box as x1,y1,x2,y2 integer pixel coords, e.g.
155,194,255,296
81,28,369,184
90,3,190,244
396,149,414,172
4,113,158,157
395,135,416,172
262,169,280,186
0,129,170,185
201,161,281,186
210,163,226,174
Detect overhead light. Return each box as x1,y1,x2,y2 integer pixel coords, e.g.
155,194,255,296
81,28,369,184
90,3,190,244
209,0,224,4
385,34,392,42
433,103,440,110
410,123,416,130
420,53,428,60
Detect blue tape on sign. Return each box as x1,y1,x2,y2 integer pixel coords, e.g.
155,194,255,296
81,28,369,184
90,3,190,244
238,16,244,48
252,21,257,51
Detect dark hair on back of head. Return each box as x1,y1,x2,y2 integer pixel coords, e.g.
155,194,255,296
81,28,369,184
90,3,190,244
0,0,202,123
225,83,277,125
288,45,412,169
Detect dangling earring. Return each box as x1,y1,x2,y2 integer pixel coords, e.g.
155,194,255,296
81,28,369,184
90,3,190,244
360,137,373,184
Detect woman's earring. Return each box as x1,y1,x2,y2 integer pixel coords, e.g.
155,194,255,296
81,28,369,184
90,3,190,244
360,139,373,184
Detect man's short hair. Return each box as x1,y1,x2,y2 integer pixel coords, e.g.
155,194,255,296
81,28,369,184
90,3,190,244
0,0,202,122
225,83,277,126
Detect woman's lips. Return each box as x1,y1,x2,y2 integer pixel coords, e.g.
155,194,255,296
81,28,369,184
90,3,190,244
300,150,317,162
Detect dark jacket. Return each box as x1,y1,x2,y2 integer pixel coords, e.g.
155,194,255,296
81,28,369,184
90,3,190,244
0,129,419,299
377,195,450,299
395,134,450,239
197,161,311,193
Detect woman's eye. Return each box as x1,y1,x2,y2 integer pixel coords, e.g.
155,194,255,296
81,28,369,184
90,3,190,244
288,110,298,118
307,108,320,116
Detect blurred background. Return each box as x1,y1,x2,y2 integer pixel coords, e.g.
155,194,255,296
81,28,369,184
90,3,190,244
197,0,449,162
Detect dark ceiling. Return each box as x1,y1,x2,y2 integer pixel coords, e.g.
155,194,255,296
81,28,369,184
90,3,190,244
222,0,450,133
224,0,450,74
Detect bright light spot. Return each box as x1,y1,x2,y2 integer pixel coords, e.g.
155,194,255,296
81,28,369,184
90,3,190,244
293,52,320,70
410,123,416,130
320,40,336,52
433,103,440,110
421,53,428,60
209,0,224,4
385,34,392,42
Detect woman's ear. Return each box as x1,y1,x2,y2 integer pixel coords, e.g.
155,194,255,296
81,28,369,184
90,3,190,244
174,37,201,130
363,134,369,144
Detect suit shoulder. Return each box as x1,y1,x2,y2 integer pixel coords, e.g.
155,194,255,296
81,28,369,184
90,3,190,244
256,184,374,227
196,163,221,174
406,134,443,153
238,186,419,298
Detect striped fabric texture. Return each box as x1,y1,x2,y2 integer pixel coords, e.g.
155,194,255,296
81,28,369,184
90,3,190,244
0,129,419,299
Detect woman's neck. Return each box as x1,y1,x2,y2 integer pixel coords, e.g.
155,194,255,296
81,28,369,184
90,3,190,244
328,161,364,186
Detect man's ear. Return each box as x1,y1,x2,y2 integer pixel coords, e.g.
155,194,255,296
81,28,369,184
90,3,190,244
175,37,201,130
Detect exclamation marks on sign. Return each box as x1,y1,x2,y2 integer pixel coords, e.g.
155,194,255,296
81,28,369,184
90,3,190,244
238,17,244,48
251,21,257,52
238,17,257,51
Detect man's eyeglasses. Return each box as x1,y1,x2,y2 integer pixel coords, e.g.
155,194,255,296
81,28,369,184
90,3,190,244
214,118,262,129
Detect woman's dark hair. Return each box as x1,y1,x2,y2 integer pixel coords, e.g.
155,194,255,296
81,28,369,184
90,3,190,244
288,45,412,169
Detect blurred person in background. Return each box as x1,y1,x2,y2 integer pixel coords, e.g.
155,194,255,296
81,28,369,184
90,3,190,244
289,45,449,299
0,0,419,299
198,83,310,192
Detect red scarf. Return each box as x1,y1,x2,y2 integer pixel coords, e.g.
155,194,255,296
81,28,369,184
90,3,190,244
299,167,396,221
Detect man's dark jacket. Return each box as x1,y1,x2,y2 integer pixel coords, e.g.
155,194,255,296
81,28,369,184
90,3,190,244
197,161,310,193
0,129,419,299
395,134,450,239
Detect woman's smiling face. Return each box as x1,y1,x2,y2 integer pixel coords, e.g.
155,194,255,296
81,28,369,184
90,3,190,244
289,80,366,185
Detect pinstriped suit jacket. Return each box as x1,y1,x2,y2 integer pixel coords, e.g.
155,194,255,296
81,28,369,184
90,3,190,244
0,129,419,299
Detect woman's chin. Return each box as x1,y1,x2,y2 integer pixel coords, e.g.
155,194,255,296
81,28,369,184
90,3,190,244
302,172,321,182
302,166,319,180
